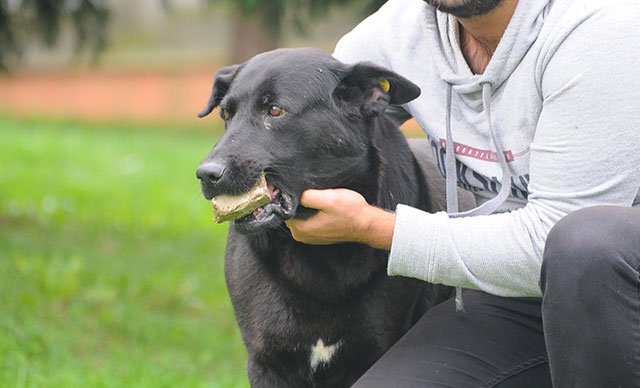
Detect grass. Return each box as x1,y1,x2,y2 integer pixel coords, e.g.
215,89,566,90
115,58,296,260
0,116,249,387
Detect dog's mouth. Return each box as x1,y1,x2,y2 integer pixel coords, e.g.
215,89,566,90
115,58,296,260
233,181,295,233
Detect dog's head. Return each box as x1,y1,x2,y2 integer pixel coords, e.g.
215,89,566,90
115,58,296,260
196,48,420,234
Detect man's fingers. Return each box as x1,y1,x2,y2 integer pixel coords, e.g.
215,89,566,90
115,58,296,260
299,189,335,210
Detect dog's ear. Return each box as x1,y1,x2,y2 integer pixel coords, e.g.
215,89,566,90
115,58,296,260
197,64,241,118
332,62,421,117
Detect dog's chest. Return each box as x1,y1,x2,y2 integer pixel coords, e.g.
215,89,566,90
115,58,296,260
309,338,343,372
249,298,362,378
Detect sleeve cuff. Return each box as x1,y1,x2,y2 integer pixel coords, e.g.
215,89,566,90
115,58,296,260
387,205,450,283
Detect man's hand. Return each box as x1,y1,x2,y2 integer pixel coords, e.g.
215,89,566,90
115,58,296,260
285,188,396,250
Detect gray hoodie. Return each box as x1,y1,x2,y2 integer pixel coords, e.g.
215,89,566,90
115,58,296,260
333,0,640,297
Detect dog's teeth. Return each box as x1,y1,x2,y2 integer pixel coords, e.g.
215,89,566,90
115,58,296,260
252,207,263,216
267,184,280,198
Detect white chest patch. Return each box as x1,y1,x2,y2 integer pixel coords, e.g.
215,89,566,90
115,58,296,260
309,339,342,372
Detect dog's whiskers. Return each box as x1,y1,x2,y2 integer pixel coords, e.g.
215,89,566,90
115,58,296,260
191,185,206,201
276,223,291,235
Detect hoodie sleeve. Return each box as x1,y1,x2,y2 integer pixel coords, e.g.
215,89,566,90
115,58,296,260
388,4,640,297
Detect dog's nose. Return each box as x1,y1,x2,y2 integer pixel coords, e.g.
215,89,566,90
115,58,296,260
196,161,226,184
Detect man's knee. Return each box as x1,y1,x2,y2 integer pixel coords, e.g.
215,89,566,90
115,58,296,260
540,206,639,297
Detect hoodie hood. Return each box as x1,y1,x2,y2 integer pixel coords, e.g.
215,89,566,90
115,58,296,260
425,0,551,109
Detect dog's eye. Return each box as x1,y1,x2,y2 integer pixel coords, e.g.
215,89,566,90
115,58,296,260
221,108,231,120
268,106,285,117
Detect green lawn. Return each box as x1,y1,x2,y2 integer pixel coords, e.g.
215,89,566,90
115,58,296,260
0,116,249,387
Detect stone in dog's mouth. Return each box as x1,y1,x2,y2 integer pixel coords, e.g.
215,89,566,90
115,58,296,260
234,181,295,232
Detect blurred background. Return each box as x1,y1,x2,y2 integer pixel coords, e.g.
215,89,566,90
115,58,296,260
0,1,415,386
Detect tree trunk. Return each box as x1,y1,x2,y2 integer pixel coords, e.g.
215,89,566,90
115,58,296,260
230,4,280,64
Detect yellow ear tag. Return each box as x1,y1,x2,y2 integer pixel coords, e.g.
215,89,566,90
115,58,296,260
377,79,391,93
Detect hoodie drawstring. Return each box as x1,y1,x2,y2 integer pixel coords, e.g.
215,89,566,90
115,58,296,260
444,82,513,312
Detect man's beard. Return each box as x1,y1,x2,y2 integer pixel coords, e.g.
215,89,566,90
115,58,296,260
423,0,504,18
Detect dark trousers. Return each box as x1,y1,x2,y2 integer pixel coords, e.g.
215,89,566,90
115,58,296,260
353,206,640,387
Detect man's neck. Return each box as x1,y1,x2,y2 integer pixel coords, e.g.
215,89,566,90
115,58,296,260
457,0,519,74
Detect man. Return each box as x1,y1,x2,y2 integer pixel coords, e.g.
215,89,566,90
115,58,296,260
285,0,640,386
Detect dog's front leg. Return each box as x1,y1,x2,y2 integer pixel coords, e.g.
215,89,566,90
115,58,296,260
247,356,298,388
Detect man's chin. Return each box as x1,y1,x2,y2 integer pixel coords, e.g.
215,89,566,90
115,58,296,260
423,0,504,18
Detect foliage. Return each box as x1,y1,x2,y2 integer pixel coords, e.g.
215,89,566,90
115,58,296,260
0,0,109,70
0,116,249,387
207,0,385,38
0,0,387,70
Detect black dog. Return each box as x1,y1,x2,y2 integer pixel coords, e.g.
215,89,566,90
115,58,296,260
196,48,454,387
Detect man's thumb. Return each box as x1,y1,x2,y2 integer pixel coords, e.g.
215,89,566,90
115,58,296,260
299,189,335,210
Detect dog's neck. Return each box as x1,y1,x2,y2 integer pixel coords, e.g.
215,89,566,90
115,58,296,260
369,115,427,211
